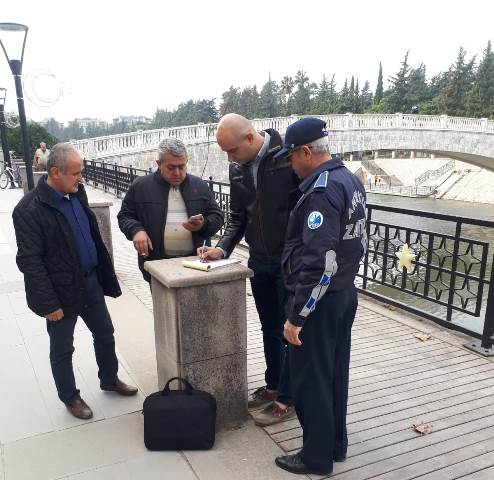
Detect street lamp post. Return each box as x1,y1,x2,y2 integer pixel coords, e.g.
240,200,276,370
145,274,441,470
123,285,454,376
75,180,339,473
0,23,34,190
0,87,15,188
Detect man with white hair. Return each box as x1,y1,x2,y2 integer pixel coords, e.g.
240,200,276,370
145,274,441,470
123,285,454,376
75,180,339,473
273,118,367,475
33,141,50,171
13,143,137,420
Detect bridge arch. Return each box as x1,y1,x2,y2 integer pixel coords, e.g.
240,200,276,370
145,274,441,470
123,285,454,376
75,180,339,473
71,113,494,172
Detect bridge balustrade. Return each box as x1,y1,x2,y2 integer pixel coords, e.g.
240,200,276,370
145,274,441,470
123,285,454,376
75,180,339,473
71,114,494,162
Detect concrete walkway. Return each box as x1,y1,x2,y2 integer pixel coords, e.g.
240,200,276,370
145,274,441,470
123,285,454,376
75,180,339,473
0,187,286,480
2,185,494,480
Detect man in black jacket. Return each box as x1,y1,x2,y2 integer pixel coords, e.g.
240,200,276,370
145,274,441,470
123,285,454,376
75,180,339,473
117,138,224,282
12,143,137,421
201,114,300,426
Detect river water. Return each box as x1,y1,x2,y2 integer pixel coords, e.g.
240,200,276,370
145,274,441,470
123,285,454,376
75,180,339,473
364,194,494,336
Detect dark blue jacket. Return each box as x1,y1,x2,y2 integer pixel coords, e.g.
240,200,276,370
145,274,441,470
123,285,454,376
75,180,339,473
282,158,367,326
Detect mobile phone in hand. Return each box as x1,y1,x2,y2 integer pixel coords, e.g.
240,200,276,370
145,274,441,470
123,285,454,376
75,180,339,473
189,214,204,222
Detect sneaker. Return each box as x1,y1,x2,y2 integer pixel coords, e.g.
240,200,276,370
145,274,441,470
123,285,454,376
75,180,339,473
248,386,278,409
253,401,296,426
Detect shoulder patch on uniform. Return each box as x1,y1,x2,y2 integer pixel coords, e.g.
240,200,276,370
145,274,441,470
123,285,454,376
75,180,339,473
313,171,328,189
307,211,324,229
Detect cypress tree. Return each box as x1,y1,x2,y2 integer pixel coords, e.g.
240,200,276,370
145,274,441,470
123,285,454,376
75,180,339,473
467,40,494,118
374,62,384,104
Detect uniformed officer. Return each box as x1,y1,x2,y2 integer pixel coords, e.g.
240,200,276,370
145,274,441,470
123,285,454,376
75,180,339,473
273,118,367,476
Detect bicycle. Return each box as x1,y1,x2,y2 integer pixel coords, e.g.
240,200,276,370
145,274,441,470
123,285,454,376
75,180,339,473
0,163,22,189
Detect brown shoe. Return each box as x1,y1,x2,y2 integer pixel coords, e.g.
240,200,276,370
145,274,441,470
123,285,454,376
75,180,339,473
101,378,138,396
66,398,93,420
248,386,278,409
253,401,296,426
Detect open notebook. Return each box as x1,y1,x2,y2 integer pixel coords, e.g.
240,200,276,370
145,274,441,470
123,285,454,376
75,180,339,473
182,258,241,272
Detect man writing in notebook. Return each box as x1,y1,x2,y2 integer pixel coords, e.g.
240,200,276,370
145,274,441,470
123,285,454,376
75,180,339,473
200,113,300,426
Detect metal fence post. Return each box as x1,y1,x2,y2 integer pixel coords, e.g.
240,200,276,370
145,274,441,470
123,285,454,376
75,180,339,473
446,222,462,322
92,159,97,187
362,207,372,290
481,256,494,349
114,163,120,197
102,161,107,191
129,164,135,184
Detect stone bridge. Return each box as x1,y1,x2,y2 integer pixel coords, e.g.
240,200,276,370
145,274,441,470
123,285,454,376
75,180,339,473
71,113,494,172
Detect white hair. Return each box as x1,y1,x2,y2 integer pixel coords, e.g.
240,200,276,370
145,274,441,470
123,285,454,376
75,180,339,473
47,143,79,174
158,138,188,162
307,136,330,155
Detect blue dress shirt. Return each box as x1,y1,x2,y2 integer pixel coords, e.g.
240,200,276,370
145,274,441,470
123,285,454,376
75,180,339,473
47,183,99,272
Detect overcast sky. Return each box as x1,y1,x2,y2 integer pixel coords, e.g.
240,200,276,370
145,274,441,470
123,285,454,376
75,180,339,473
1,0,493,123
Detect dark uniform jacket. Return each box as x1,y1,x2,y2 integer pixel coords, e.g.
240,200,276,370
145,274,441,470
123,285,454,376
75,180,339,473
282,158,367,326
12,176,121,318
117,171,224,281
216,129,300,263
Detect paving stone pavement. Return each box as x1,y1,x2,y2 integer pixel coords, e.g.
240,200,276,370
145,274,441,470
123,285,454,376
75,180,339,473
0,186,286,480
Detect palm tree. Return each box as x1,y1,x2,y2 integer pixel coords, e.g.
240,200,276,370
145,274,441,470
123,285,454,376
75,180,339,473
280,76,295,101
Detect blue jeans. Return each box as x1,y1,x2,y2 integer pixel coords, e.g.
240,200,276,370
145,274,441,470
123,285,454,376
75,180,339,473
46,270,119,405
248,257,291,405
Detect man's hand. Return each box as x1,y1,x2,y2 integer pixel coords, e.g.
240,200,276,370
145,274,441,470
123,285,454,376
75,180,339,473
45,308,64,321
197,246,224,261
183,215,204,232
132,230,153,256
284,320,302,346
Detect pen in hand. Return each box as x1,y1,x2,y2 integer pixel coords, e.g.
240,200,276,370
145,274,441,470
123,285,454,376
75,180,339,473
200,240,206,263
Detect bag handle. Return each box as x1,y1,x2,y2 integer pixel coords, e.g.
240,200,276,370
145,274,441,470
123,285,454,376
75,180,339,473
162,377,194,395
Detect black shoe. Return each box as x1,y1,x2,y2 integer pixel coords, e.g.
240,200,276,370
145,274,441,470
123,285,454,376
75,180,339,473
275,452,332,476
334,453,347,462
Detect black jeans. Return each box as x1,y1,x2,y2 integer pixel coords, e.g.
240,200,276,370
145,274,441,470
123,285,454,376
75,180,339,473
248,257,291,405
46,270,119,405
289,287,357,473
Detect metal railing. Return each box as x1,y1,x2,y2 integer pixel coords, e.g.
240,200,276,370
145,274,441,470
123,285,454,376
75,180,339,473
414,159,456,186
365,182,435,197
83,159,152,197
361,204,494,349
82,160,494,349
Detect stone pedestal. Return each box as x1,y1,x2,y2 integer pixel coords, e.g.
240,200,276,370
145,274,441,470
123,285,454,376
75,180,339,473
89,201,114,263
19,166,44,193
144,257,253,429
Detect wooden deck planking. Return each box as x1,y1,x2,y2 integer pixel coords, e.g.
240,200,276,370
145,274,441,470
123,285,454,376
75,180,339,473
246,295,494,479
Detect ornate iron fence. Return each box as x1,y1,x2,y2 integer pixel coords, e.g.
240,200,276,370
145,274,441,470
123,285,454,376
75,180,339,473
362,204,494,351
82,160,494,351
83,159,152,197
